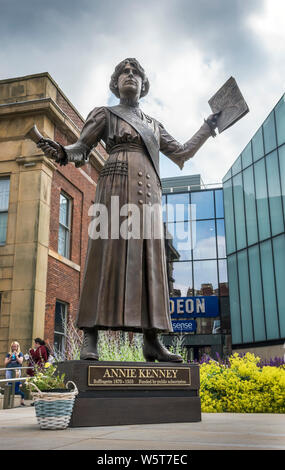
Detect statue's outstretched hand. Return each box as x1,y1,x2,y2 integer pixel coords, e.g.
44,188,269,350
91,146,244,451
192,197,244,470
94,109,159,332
37,138,65,162
205,112,221,137
206,112,221,129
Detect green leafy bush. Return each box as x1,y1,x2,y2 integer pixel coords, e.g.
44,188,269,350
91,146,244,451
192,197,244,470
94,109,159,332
200,353,285,413
26,364,66,392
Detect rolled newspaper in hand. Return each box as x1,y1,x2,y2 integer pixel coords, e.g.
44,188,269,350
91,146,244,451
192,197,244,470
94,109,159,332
25,125,44,144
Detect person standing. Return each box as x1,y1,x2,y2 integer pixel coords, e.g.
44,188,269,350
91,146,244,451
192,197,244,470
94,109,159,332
27,338,49,377
4,341,25,406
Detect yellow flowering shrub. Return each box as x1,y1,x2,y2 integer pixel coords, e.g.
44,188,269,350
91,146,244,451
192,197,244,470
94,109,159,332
200,353,285,413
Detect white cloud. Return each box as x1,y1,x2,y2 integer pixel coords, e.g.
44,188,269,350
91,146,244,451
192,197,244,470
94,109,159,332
1,0,285,184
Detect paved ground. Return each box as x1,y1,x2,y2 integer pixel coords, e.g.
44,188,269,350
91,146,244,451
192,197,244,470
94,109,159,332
0,402,284,450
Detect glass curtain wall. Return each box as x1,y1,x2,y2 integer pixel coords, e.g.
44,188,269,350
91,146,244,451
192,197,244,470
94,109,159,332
163,188,230,336
222,94,285,346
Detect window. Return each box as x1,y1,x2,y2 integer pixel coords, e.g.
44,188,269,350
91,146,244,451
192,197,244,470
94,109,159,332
58,192,72,258
0,178,10,245
54,301,68,355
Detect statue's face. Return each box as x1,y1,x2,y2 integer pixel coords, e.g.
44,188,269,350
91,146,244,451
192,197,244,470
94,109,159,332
117,63,143,99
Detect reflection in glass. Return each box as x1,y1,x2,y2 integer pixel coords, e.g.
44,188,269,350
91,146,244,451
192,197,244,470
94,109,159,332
191,191,214,220
254,159,271,241
273,235,285,337
260,240,279,340
166,193,190,222
231,155,242,176
215,189,224,218
233,174,246,250
193,260,218,295
266,150,284,236
279,145,285,221
0,213,8,245
241,142,252,169
216,219,226,258
227,254,242,344
168,261,192,297
252,127,264,162
218,260,229,296
263,111,276,154
223,179,236,255
248,245,266,342
193,220,216,260
237,250,254,343
166,222,191,260
243,166,258,246
162,195,166,223
275,95,285,147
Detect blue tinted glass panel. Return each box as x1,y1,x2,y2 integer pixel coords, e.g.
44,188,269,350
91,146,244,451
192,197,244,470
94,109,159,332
241,142,252,169
263,111,277,154
275,95,285,146
232,155,242,176
233,174,246,250
215,189,224,218
193,260,218,295
254,159,270,240
218,260,229,296
168,261,192,297
218,259,228,283
272,235,285,338
162,195,166,223
278,144,285,221
237,250,254,343
260,240,279,340
0,178,10,210
222,168,232,183
193,219,216,260
59,194,68,226
217,219,226,258
252,127,264,161
167,222,191,260
266,150,284,236
243,166,258,245
191,191,214,220
227,255,242,344
223,179,236,254
0,213,8,245
166,193,190,222
248,245,266,342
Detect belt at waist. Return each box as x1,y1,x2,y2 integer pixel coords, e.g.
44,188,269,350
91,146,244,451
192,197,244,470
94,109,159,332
109,143,146,154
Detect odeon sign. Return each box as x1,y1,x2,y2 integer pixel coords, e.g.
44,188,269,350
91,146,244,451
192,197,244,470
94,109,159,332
169,296,219,318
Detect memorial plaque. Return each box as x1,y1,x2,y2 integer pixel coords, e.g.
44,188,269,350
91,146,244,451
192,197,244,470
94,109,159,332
88,364,191,387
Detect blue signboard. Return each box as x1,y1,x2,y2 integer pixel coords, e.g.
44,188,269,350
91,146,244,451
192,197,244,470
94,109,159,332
172,320,197,333
170,296,219,318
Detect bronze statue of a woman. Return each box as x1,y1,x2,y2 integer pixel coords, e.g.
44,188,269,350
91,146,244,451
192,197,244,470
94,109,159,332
37,58,219,362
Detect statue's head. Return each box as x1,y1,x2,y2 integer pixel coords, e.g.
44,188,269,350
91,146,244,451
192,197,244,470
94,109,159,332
109,58,150,99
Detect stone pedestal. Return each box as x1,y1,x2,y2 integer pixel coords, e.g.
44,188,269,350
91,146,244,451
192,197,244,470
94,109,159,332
57,361,201,427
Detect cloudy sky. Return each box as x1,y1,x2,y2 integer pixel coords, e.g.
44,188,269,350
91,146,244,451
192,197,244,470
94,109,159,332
1,0,285,183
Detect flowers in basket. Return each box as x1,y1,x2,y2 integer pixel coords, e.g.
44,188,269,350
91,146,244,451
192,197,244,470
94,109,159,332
26,363,78,430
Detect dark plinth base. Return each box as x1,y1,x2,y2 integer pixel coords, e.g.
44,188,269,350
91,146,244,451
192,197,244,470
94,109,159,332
57,361,201,427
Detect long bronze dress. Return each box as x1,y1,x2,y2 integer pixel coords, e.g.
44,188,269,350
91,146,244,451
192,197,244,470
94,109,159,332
62,105,212,333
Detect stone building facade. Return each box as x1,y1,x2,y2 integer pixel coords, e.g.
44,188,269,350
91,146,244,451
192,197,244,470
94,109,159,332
0,73,107,365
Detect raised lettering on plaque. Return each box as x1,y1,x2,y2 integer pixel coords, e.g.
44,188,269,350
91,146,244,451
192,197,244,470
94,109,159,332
88,365,191,387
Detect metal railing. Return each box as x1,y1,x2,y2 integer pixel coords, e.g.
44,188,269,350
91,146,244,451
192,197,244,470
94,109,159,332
0,367,33,409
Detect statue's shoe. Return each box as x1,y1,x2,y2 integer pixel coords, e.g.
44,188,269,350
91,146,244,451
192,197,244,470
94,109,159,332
143,335,183,363
80,328,99,361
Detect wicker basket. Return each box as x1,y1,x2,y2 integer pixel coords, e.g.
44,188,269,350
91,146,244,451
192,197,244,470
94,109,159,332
31,381,78,430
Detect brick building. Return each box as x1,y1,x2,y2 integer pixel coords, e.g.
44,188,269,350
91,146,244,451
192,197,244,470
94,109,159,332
0,73,107,365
